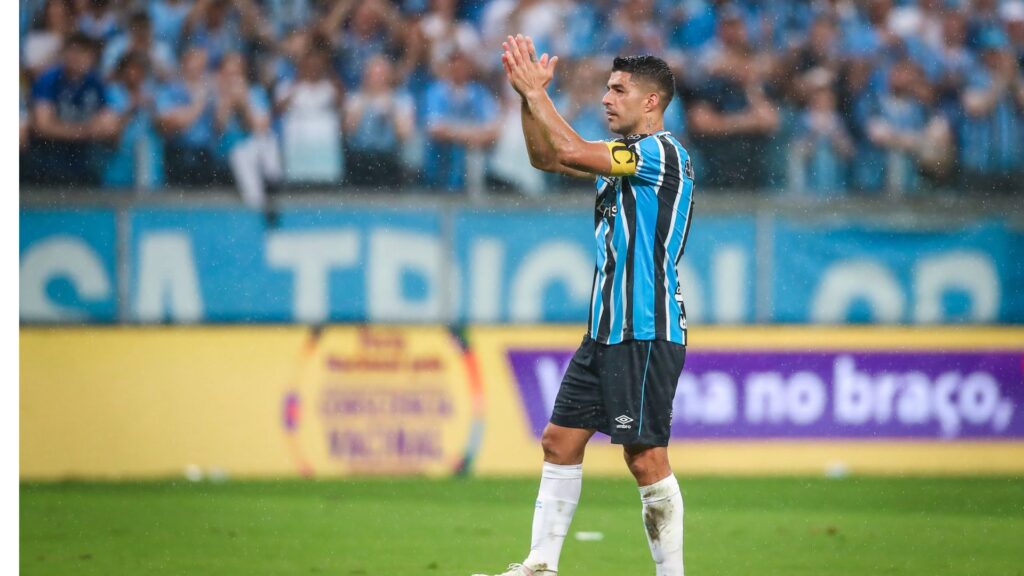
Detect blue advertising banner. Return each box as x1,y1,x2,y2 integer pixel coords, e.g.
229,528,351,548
20,209,118,322
1008,231,1024,322
18,206,1022,325
127,207,443,323
772,220,1012,324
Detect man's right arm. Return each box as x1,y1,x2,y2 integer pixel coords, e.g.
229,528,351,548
33,103,87,141
521,98,593,179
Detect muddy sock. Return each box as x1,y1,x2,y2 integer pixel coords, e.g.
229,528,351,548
639,474,684,576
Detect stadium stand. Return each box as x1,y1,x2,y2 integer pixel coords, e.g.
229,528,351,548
18,0,1024,197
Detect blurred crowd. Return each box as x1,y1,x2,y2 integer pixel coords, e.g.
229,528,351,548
18,0,1024,204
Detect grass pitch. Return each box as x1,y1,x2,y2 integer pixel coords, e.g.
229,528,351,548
20,476,1024,575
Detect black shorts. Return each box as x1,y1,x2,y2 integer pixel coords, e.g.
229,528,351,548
550,335,686,447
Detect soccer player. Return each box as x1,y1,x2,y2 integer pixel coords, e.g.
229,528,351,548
475,36,694,576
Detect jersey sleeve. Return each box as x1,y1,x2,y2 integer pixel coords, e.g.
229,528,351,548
629,135,665,184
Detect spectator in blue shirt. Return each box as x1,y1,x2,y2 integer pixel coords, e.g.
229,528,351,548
320,0,405,88
103,51,165,190
863,59,950,193
28,33,120,187
157,48,281,205
422,50,500,191
149,0,193,50
77,0,119,43
663,0,717,53
192,0,240,63
557,58,611,143
216,52,281,208
792,80,855,196
344,55,415,186
959,29,1024,191
155,47,225,185
686,7,780,189
102,11,177,82
935,10,973,115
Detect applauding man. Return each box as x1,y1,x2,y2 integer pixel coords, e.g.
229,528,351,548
474,36,695,576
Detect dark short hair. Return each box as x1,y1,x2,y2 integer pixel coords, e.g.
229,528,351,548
129,9,152,29
115,50,148,79
64,32,99,55
611,55,675,111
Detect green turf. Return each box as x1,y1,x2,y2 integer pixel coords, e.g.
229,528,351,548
20,476,1024,575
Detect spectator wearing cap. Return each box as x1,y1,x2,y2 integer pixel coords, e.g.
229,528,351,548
102,10,177,81
103,51,165,190
28,32,120,186
343,55,415,186
422,50,500,191
686,5,780,189
959,28,1024,191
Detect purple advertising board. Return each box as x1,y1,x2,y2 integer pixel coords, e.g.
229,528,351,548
507,349,1024,440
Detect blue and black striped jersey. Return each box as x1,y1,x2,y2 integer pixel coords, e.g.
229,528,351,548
588,131,695,346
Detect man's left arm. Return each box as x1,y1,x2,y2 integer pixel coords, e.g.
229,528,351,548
522,88,635,177
503,35,635,178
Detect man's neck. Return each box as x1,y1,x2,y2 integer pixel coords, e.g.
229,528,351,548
618,121,664,139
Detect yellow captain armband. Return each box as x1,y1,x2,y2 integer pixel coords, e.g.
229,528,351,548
604,141,638,176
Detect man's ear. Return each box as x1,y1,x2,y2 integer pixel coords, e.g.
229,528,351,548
645,92,660,113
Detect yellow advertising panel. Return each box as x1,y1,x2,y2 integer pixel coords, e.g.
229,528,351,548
20,326,481,480
21,325,1024,479
469,326,1024,476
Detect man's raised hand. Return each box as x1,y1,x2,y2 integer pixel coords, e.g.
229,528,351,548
501,34,559,97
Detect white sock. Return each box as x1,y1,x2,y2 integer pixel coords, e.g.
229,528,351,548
523,462,582,573
639,474,684,576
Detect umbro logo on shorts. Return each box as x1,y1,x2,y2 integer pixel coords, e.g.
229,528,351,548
614,414,634,429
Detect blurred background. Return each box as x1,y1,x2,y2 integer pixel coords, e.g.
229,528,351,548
17,1,1024,573
19,0,1024,472
16,0,1024,198
18,0,1024,475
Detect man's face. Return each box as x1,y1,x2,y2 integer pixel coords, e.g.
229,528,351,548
130,22,152,47
602,71,650,135
449,54,473,85
63,45,96,78
181,49,208,80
